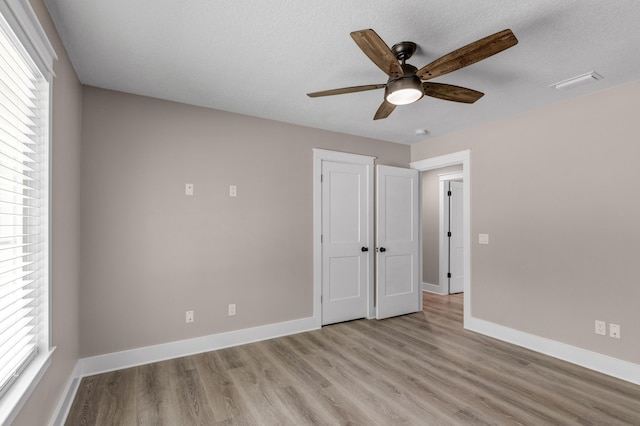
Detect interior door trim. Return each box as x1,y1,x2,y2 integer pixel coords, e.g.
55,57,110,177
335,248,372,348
411,150,471,328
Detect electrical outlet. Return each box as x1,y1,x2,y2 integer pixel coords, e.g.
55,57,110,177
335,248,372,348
229,185,237,197
609,323,620,339
595,320,606,336
228,304,236,316
186,310,194,323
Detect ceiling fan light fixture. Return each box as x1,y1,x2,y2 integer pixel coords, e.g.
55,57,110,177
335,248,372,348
385,76,424,106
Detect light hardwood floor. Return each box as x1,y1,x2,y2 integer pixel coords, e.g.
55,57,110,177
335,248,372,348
66,293,640,425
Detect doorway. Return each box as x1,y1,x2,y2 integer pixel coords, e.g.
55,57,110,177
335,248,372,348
410,150,471,326
420,167,462,295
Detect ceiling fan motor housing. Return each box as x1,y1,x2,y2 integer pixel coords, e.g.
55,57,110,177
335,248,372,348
391,41,417,61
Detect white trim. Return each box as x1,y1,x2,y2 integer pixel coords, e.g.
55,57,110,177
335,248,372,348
439,171,464,181
312,148,375,165
411,150,469,171
438,180,447,295
313,155,322,328
79,316,318,377
417,175,423,312
313,149,376,326
466,317,640,386
0,348,55,425
0,0,57,79
411,150,471,323
422,282,447,295
48,361,82,426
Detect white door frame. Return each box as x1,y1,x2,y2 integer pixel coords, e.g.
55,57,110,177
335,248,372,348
313,149,376,328
411,150,471,326
439,173,464,295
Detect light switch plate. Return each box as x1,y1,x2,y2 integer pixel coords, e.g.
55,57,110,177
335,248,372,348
479,234,489,244
185,183,194,196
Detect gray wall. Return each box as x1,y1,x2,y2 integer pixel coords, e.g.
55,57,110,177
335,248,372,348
80,87,410,357
421,166,462,287
13,1,82,425
412,79,640,364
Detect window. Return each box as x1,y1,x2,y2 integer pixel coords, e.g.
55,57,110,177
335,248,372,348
0,0,55,422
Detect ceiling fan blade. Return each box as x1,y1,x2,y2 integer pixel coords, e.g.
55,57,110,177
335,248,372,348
423,82,484,104
350,29,403,79
374,100,396,120
307,84,386,98
416,29,518,81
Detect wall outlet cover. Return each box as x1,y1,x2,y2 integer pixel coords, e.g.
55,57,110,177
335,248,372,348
609,323,620,339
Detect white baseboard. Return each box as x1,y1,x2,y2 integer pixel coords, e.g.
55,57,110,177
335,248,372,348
78,316,318,377
465,316,640,386
422,282,447,295
49,361,82,426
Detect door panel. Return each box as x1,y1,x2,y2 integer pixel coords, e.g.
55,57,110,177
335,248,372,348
329,257,361,299
385,175,413,242
376,165,420,319
329,171,361,242
322,161,369,325
383,254,413,295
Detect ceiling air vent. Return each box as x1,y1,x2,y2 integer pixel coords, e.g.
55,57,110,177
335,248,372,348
551,71,603,91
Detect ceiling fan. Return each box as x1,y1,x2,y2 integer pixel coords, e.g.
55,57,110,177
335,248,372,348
307,28,518,120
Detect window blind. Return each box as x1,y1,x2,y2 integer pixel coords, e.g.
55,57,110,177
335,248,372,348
0,16,46,399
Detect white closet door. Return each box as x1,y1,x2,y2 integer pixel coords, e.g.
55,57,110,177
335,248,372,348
376,165,420,319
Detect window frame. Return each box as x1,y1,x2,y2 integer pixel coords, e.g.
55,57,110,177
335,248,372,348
0,0,56,424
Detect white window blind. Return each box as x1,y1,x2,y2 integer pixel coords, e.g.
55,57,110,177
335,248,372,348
0,13,47,400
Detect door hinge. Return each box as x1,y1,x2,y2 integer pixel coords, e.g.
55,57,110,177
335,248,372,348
447,231,452,237
320,174,323,182
320,235,323,243
448,190,452,196
447,272,452,278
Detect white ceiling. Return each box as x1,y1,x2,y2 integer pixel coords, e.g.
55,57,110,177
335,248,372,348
44,0,640,145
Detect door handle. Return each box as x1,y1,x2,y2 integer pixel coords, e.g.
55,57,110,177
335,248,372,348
379,247,386,252
361,247,369,252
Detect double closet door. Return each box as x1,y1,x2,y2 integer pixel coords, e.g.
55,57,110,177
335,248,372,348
321,157,420,325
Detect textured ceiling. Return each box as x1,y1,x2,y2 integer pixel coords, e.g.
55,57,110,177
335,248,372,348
44,0,640,144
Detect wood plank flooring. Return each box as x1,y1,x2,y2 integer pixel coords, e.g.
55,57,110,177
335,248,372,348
66,293,640,425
